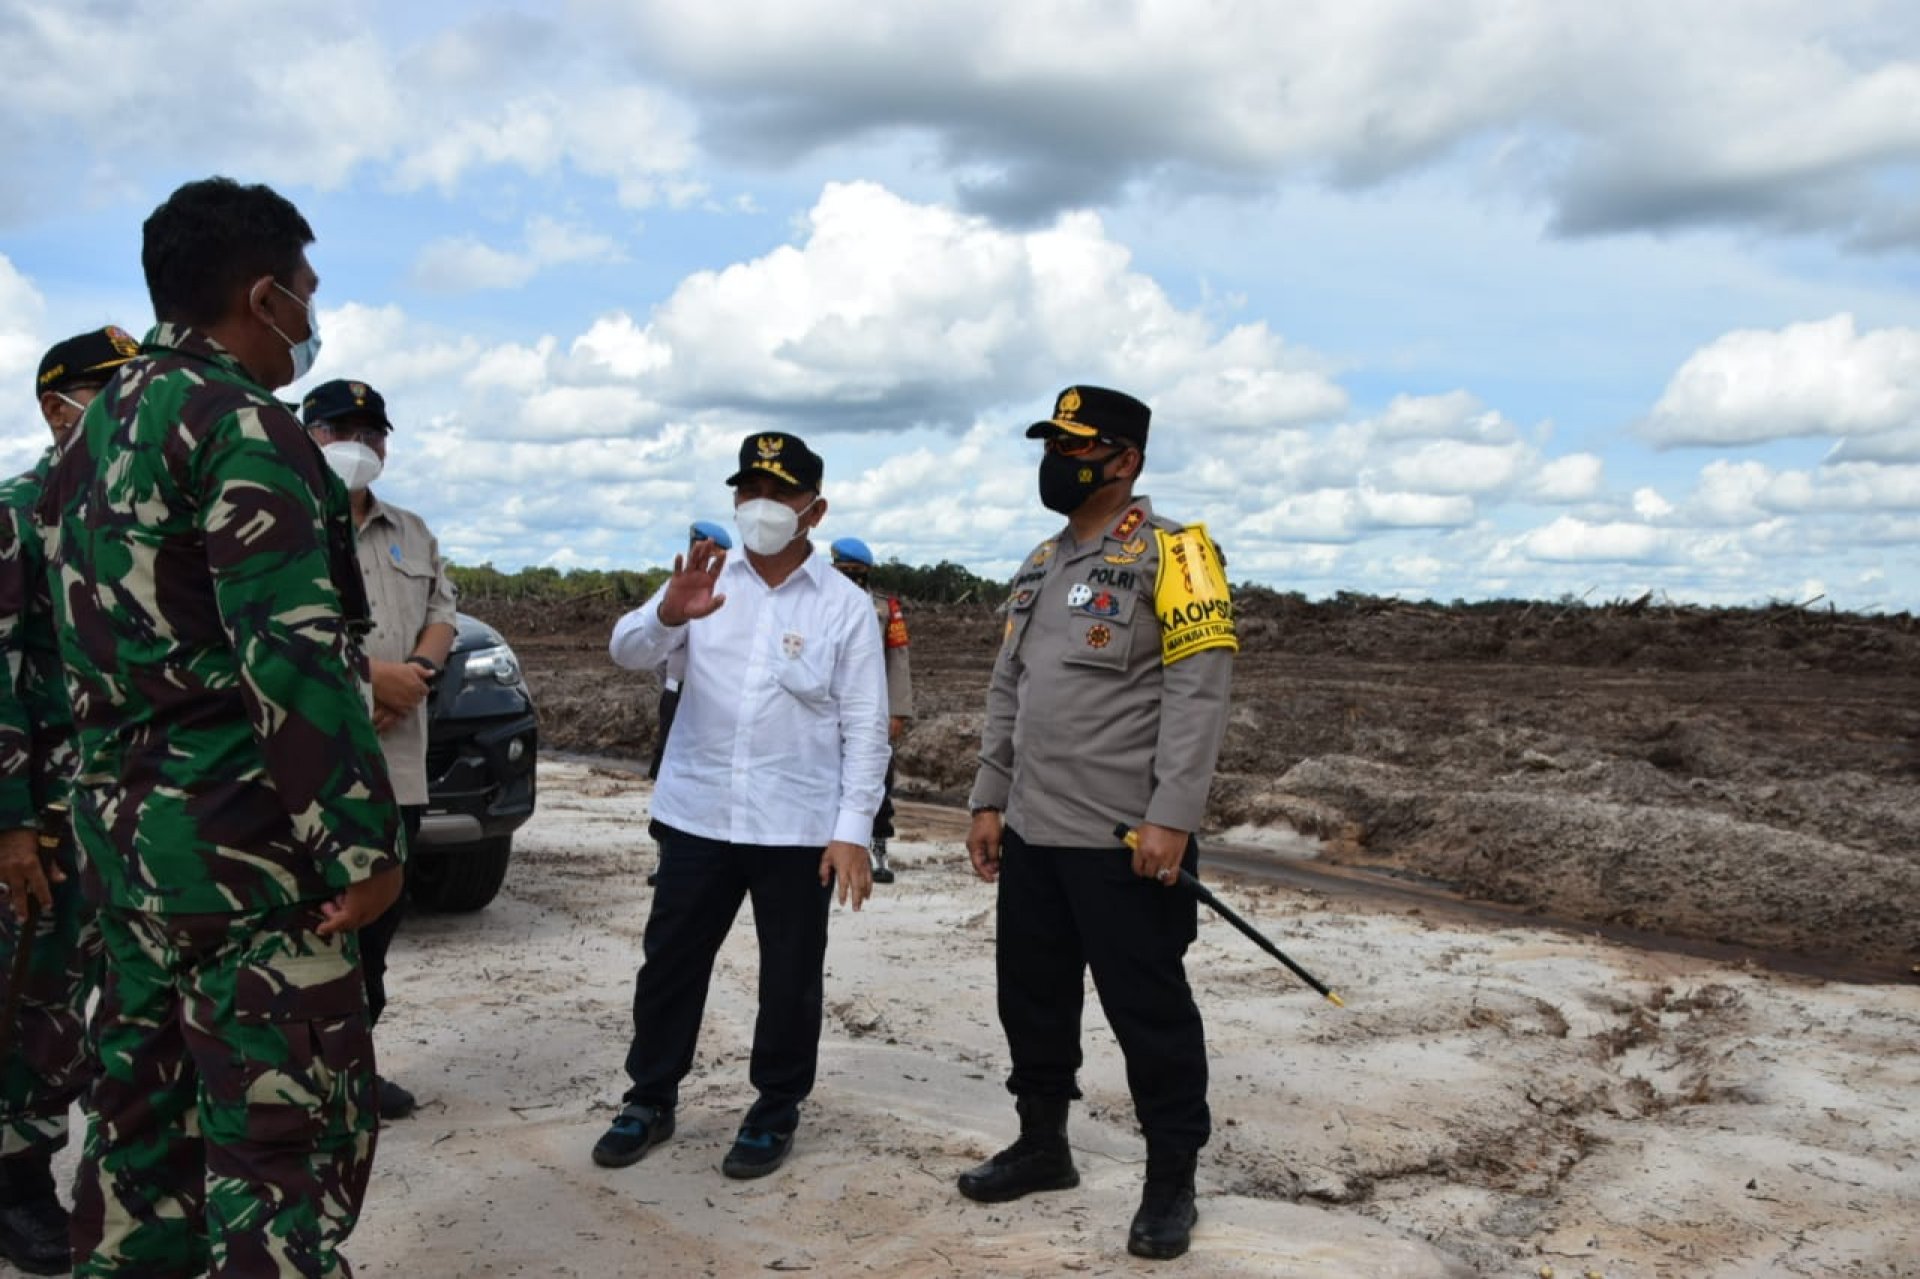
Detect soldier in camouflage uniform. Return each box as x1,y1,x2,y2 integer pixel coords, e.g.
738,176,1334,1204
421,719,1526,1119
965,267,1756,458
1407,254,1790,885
37,178,403,1278
0,328,138,1274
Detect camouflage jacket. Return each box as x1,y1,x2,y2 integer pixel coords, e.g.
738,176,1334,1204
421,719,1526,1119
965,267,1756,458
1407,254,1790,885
36,323,402,913
0,449,79,831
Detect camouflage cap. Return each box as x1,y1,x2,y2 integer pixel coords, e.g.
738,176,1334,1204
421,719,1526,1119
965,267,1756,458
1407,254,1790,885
36,326,141,397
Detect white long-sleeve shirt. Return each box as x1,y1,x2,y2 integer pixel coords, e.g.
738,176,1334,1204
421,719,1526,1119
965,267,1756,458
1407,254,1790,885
610,546,890,848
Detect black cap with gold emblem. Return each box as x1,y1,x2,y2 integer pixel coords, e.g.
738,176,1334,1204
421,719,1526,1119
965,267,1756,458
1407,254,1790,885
1025,384,1150,449
300,378,394,432
725,431,824,492
36,325,142,398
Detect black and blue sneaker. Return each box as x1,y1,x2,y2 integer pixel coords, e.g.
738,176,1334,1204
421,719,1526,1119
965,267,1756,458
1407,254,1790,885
591,1103,675,1168
720,1124,794,1179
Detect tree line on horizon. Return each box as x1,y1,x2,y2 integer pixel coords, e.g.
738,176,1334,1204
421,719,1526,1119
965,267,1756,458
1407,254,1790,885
444,561,1907,621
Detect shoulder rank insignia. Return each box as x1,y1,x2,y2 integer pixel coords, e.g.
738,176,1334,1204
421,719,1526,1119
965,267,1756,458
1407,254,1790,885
1110,507,1145,542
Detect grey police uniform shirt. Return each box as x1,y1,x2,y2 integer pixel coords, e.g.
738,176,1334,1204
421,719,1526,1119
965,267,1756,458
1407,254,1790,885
868,588,914,720
967,496,1234,845
355,492,458,806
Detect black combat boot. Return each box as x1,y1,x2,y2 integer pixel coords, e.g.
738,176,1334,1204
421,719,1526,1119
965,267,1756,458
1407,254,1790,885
0,1148,71,1275
1127,1145,1199,1260
956,1096,1078,1203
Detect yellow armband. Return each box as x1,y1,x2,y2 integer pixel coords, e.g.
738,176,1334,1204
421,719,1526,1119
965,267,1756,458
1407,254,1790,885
1153,523,1238,664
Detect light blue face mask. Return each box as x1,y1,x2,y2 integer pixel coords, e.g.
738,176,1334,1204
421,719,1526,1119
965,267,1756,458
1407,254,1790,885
268,281,322,381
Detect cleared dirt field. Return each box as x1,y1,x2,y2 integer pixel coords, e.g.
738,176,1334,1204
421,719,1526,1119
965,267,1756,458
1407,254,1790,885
338,590,1920,1274
492,589,1920,972
353,761,1919,1278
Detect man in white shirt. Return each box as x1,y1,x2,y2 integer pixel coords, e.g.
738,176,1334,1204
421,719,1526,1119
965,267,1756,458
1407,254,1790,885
594,432,887,1181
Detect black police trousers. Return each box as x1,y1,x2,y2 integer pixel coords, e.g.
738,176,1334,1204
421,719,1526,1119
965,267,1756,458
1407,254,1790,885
622,821,833,1134
996,826,1210,1151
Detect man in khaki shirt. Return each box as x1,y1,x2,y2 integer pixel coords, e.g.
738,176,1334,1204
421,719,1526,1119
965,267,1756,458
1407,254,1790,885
302,378,457,1120
961,386,1235,1262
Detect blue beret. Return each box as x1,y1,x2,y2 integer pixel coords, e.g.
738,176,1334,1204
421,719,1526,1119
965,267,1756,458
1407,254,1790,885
689,520,733,550
830,537,874,567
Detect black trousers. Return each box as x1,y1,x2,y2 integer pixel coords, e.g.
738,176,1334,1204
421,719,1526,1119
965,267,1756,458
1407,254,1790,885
360,805,423,1027
996,826,1210,1150
622,821,832,1134
872,758,896,841
647,687,680,781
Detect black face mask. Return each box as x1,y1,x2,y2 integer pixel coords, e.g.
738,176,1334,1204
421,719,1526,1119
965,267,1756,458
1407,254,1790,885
1039,449,1119,515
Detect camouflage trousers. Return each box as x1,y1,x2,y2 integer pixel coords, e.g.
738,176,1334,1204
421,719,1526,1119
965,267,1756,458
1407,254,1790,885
0,858,101,1157
72,902,379,1279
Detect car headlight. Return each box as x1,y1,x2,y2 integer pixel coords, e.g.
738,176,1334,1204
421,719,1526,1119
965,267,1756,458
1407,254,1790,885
462,644,522,685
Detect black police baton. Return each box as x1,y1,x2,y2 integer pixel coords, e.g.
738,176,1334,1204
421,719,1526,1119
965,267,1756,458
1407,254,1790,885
1116,823,1344,1008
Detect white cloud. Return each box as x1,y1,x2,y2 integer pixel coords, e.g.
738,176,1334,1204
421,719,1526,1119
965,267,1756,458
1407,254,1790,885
1642,314,1920,447
391,87,698,209
0,254,46,394
1632,487,1676,520
1382,440,1529,495
1527,452,1604,502
1371,391,1501,440
586,0,1920,241
0,5,700,226
305,303,486,394
1683,457,1920,527
1523,517,1668,564
605,181,1350,435
411,216,627,292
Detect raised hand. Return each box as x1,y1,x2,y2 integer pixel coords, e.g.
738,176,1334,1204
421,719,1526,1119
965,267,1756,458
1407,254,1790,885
658,541,729,626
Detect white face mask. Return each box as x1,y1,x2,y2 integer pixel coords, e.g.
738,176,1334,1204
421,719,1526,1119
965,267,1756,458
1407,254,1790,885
322,440,383,492
735,496,816,555
53,392,90,436
266,281,322,382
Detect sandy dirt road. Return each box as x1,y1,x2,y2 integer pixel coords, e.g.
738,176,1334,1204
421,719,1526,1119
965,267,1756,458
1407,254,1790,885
345,762,1919,1279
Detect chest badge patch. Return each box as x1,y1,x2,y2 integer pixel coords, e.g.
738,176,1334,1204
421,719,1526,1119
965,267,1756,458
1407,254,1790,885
782,631,804,658
1082,590,1120,617
1066,584,1093,608
1085,624,1113,649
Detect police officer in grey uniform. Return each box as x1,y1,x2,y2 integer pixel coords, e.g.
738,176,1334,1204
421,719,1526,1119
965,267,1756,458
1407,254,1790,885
960,386,1236,1261
828,537,913,883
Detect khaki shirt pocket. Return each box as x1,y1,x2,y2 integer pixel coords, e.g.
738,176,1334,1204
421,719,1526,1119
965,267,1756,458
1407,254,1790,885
1059,583,1142,673
387,548,438,623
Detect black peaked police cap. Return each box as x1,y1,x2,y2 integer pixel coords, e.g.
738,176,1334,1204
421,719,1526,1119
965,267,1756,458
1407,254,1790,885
1025,385,1150,450
300,379,394,431
725,432,823,492
37,326,141,397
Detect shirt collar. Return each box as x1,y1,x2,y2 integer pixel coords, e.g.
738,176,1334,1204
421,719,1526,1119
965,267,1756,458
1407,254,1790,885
142,323,264,390
723,541,830,590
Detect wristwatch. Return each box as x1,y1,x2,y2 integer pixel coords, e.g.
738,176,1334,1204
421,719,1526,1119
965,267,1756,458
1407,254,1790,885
406,655,442,679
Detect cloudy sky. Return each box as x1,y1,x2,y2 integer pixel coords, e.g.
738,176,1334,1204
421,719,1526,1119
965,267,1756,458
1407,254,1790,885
4,0,1918,607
